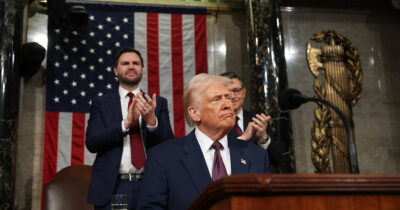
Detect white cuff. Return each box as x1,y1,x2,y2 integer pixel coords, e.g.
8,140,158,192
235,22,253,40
146,117,158,132
121,121,129,133
258,136,271,150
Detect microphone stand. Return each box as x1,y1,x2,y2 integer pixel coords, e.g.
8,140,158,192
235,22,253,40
306,96,360,173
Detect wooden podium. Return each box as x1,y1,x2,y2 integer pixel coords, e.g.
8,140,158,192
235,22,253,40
189,174,400,210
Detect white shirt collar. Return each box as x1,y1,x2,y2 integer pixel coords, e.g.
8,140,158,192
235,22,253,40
236,108,244,130
118,86,141,98
195,127,228,154
237,108,244,121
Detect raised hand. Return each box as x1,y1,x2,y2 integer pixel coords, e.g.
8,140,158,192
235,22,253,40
239,123,255,141
251,113,271,142
124,97,141,129
136,92,157,126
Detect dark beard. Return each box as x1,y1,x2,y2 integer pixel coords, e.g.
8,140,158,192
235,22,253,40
118,73,142,86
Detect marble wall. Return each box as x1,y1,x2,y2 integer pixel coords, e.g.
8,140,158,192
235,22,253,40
281,8,400,173
14,6,400,210
14,12,47,210
206,12,251,109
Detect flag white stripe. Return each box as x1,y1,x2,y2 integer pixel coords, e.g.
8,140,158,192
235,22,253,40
57,112,72,171
158,14,174,130
134,12,148,93
182,15,196,134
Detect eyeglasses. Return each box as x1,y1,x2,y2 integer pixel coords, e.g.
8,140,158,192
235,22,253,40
231,88,243,95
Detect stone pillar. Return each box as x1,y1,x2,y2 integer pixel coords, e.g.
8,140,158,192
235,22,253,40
246,0,295,172
0,0,23,208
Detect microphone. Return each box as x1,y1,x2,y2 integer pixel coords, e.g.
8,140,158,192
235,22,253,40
278,88,359,173
278,88,311,110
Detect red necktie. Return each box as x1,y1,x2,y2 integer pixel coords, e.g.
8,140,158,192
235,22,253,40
234,116,243,136
211,141,228,182
127,92,146,170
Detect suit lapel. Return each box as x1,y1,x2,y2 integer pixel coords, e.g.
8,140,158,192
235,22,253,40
242,110,259,143
108,92,123,123
242,110,253,131
140,90,149,145
229,136,249,174
141,117,148,145
182,131,212,193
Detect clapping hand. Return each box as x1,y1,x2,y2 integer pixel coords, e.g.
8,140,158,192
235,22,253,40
239,113,271,143
136,92,157,126
250,113,270,142
124,97,141,129
240,123,255,141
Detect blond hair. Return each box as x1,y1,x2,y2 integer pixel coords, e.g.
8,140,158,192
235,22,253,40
182,73,232,126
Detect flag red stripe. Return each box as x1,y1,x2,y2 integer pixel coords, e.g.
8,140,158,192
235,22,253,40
43,111,59,184
194,14,208,74
71,113,86,165
147,13,160,95
171,14,185,138
42,111,59,209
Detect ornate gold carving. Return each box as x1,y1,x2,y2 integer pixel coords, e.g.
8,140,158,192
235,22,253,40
307,31,363,173
306,43,323,77
311,80,332,173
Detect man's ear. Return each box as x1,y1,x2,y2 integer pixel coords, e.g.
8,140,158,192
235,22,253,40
242,87,247,98
113,67,118,76
188,106,200,123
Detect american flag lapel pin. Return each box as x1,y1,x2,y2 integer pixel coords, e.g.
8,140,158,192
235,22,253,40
241,158,247,165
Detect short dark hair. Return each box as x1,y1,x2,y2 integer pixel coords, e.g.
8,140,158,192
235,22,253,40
220,72,244,87
113,47,144,67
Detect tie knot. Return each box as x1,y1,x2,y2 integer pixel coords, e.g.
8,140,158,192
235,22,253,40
235,116,239,122
211,141,224,151
127,92,134,98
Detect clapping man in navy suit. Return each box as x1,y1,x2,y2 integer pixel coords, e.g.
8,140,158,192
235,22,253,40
220,72,283,166
137,74,270,210
85,47,174,209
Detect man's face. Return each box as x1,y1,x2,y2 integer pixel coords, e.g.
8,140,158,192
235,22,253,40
228,78,246,114
196,83,235,135
113,52,143,86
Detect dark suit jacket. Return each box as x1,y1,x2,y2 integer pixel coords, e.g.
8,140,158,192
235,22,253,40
228,110,283,166
136,130,270,210
85,90,174,206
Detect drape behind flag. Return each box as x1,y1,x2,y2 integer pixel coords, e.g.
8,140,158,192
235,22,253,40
43,1,207,204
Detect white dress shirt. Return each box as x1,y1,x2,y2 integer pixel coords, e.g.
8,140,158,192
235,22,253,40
236,109,245,133
195,128,232,177
118,86,157,174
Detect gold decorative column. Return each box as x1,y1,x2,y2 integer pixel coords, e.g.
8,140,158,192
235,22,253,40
307,31,362,173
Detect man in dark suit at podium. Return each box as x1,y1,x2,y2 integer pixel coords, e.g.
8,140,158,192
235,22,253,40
85,48,174,209
137,74,270,210
220,72,283,166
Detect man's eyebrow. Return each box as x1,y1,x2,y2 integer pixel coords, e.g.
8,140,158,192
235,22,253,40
209,92,231,97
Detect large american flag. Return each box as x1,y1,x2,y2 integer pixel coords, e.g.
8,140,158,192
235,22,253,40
43,1,207,192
